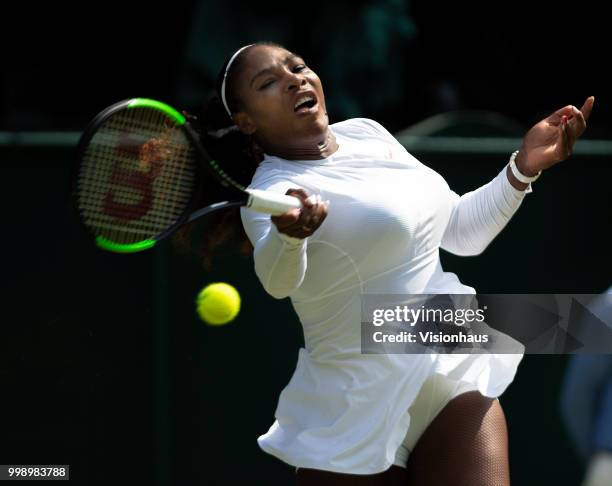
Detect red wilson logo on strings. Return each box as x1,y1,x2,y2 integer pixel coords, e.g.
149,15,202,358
102,134,170,222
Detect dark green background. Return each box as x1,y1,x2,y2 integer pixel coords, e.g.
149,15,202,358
2,0,611,483
1,136,609,485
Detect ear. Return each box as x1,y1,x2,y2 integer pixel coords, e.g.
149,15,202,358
233,112,257,135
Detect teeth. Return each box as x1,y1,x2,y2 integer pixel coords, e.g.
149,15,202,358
294,95,314,110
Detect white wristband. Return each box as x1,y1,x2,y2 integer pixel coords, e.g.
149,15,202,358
509,150,541,183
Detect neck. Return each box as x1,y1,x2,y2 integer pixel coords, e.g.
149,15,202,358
261,129,339,161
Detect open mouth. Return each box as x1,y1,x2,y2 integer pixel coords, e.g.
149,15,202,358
294,94,318,114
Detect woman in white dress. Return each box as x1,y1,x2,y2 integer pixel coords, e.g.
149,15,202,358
189,41,593,485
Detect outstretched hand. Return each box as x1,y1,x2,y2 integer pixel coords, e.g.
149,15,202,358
271,188,329,239
516,96,595,176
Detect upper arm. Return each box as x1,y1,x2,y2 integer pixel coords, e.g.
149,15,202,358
240,177,303,246
240,176,309,299
439,165,529,256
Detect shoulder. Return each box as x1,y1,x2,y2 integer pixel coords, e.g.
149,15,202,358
247,159,311,197
331,118,396,141
333,117,425,168
248,161,292,191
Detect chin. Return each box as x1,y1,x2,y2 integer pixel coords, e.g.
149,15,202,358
306,109,329,132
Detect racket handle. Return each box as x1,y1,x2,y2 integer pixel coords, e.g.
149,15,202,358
246,189,302,216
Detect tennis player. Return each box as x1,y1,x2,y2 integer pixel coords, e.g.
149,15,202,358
193,42,593,485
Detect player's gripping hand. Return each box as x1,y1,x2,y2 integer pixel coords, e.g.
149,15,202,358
271,188,329,239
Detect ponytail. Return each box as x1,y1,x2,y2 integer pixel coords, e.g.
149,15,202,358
171,92,259,269
172,41,286,269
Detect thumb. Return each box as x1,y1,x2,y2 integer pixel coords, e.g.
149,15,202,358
271,208,301,228
580,96,595,122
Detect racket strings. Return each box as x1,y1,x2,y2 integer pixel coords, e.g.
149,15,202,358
77,107,196,245
79,120,188,228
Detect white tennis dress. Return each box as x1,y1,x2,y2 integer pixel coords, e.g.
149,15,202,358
240,118,528,474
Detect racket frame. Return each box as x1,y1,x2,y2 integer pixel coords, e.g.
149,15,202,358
74,98,299,254
74,98,209,253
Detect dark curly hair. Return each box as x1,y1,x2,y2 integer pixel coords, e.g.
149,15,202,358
172,41,286,269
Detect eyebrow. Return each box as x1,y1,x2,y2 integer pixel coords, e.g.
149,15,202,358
249,53,304,88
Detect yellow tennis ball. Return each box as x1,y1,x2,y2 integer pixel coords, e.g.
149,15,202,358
196,282,241,326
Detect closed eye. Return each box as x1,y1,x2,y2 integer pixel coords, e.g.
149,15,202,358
259,65,307,90
260,79,275,89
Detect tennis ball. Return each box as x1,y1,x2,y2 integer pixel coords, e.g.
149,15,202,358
196,282,241,326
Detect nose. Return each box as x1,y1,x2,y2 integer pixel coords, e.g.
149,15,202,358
285,70,306,92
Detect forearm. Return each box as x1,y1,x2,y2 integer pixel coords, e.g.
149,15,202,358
441,162,529,256
253,225,307,299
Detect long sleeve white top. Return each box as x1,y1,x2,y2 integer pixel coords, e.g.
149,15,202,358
240,118,529,474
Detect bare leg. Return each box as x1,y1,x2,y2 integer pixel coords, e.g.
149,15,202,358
404,391,510,486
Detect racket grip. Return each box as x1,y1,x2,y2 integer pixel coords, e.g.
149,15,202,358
246,189,303,216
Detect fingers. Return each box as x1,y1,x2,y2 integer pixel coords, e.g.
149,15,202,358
552,104,576,124
271,207,301,228
552,97,594,125
561,98,593,153
557,108,582,158
292,194,329,238
270,188,308,228
560,118,572,159
285,188,310,203
272,190,330,239
568,105,586,136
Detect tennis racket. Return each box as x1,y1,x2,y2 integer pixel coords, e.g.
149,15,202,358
74,98,301,253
